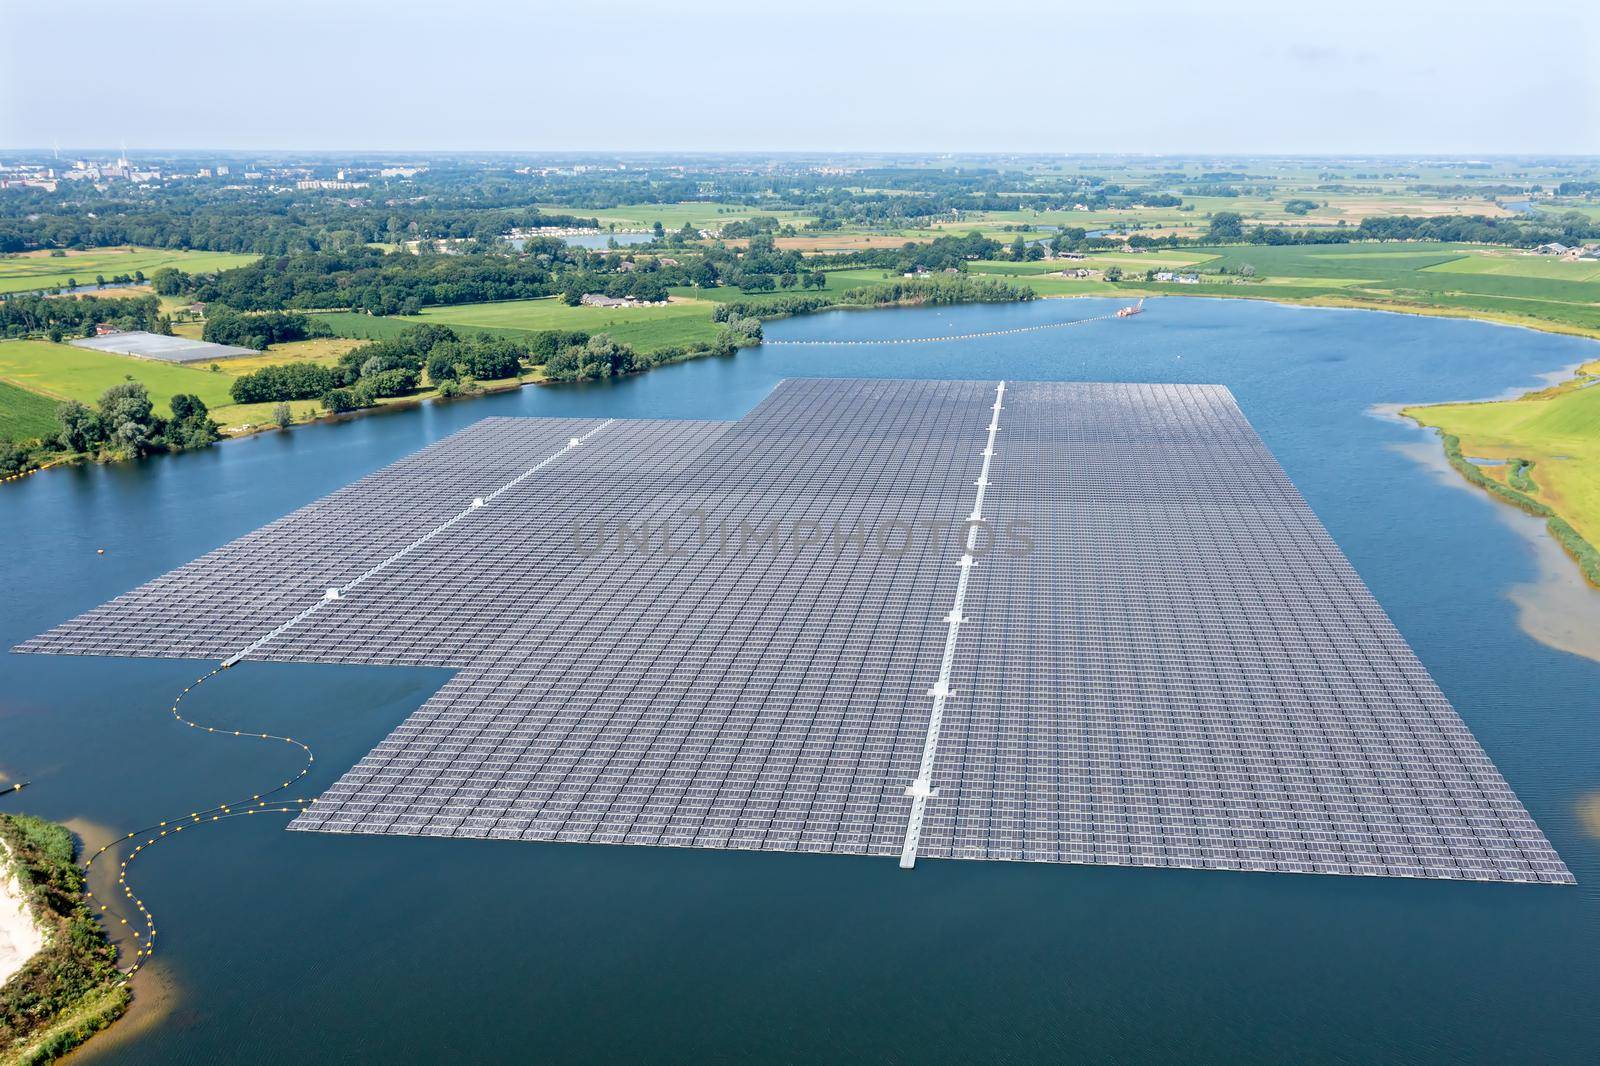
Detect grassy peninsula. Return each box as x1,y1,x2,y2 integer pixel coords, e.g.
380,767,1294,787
1404,359,1600,587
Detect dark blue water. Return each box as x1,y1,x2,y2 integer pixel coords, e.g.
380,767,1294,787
4,297,1598,1064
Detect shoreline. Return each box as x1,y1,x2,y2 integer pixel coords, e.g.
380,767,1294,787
0,814,129,1064
0,837,45,988
1060,285,1600,344
1398,356,1600,592
1052,286,1600,594
7,286,1598,510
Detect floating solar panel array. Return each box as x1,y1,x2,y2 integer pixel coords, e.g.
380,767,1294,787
16,379,1573,883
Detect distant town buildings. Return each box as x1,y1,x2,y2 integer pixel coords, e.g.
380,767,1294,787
296,179,370,191
0,155,423,194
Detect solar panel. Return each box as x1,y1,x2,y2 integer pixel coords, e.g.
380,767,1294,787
15,378,1572,883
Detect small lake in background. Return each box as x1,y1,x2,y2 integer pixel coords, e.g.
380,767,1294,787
2,297,1597,1063
505,232,656,252
564,231,656,250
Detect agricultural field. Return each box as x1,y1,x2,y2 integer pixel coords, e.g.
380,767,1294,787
0,247,258,294
0,339,237,411
0,330,538,443
771,233,919,253
309,311,416,340
1405,361,1600,549
209,337,363,375
0,377,59,441
402,296,725,351
1423,252,1600,283
969,251,1220,276
895,188,1516,246
1099,243,1600,337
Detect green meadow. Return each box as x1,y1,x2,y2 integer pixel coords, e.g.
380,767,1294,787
0,247,258,294
0,378,60,441
403,296,725,351
0,339,238,411
1424,253,1600,283
1067,243,1600,337
1406,361,1600,551
310,311,416,340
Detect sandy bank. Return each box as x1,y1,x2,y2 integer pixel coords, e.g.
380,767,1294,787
0,837,46,986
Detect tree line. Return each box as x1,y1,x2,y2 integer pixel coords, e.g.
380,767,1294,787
1203,210,1600,248
0,293,161,339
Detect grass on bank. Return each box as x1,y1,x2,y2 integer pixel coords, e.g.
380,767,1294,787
208,370,541,434
1404,361,1600,562
0,248,257,295
0,815,128,1065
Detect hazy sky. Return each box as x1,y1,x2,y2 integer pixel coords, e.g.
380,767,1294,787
4,0,1597,154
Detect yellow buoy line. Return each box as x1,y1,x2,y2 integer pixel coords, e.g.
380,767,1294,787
82,664,315,977
79,429,616,978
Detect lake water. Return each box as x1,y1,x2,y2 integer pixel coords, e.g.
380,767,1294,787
3,297,1598,1063
505,232,655,252
564,232,656,250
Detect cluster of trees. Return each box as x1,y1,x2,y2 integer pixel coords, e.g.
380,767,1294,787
541,324,762,384
831,232,1002,273
0,293,161,339
229,324,528,408
696,234,826,292
529,329,591,361
229,362,343,404
717,216,783,238
54,383,219,459
544,334,641,381
1199,211,1600,248
0,179,599,255
423,335,523,386
202,309,328,349
712,274,1034,323
558,269,675,305
179,246,590,314
850,275,1035,306
1207,212,1247,241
